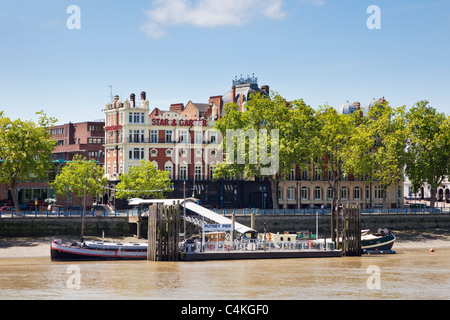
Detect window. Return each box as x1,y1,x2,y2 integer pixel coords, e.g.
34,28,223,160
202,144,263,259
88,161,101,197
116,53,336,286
327,187,334,200
288,168,295,181
209,165,215,180
210,131,217,144
287,187,295,200
166,130,173,143
129,148,145,160
278,188,283,201
150,149,158,157
180,166,187,181
366,186,370,200
165,149,173,157
315,169,322,181
88,138,104,144
301,187,309,200
179,130,188,143
341,187,348,200
165,164,173,180
328,171,334,181
354,187,361,200
195,166,202,180
301,170,309,181
375,185,383,199
314,187,322,200
151,130,158,143
195,131,203,144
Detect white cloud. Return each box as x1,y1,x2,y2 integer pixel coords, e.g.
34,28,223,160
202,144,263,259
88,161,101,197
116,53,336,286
141,0,286,39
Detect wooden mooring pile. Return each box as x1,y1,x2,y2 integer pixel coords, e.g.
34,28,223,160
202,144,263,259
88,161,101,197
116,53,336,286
147,204,182,261
331,202,362,256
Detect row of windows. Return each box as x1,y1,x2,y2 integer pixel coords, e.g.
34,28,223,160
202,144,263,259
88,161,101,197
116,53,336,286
150,130,218,144
278,186,385,201
285,168,370,182
106,112,146,127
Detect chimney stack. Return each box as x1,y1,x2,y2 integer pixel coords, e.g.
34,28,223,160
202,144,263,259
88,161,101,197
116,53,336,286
231,86,236,103
261,85,270,95
141,91,147,101
353,102,361,110
130,93,135,107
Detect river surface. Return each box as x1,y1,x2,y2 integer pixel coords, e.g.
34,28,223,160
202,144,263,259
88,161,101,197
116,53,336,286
0,248,449,300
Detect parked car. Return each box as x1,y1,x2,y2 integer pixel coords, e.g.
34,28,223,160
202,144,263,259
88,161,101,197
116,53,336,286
0,206,14,213
409,203,430,209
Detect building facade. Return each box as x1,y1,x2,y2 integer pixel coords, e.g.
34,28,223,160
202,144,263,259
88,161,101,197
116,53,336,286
104,79,403,210
51,121,105,166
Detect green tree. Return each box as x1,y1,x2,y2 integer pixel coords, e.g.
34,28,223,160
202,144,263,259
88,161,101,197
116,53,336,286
214,92,318,209
51,154,107,207
0,111,57,212
115,160,172,200
404,101,450,209
348,101,408,208
312,106,356,205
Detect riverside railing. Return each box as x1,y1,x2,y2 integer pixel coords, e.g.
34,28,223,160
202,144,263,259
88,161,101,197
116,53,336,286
0,207,144,218
213,207,449,216
184,239,336,253
1,206,448,218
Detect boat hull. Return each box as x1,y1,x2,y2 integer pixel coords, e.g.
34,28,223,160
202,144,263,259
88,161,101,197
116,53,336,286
362,233,396,252
50,241,147,261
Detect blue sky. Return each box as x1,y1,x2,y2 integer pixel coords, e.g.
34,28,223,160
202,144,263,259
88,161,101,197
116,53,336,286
0,0,449,125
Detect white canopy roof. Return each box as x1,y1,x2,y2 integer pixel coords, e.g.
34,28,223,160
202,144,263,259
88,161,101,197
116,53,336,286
128,199,255,234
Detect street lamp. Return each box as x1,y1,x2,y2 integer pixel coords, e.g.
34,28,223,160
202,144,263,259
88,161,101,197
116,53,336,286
259,186,266,213
65,186,72,211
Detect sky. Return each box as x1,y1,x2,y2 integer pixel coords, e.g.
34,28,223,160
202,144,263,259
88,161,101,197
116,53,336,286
0,0,449,125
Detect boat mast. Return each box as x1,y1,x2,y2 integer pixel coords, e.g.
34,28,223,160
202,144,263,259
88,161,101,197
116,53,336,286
80,172,88,243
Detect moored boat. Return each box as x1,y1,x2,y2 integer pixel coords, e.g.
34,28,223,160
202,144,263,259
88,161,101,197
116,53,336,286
361,229,396,252
51,239,148,261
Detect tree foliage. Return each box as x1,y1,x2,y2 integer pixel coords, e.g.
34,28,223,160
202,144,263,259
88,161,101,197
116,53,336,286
115,160,172,200
0,111,57,211
214,92,319,209
51,154,107,206
312,105,357,203
347,101,408,208
404,101,450,208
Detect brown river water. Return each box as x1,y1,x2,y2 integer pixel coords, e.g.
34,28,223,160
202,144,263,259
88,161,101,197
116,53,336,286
0,248,449,300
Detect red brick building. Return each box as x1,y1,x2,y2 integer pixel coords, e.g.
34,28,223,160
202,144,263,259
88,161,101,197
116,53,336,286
51,121,105,165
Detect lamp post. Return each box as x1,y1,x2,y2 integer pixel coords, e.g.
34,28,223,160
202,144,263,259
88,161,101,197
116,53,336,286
259,186,266,213
183,180,186,240
65,186,72,212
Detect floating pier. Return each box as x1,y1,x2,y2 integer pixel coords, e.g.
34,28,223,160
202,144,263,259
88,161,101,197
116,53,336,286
181,239,342,261
182,249,342,261
139,199,343,262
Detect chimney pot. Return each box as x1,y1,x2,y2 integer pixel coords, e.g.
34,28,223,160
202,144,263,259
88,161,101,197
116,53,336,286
141,91,147,101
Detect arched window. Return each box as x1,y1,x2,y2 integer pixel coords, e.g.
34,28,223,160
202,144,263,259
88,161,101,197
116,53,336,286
314,187,322,200
354,187,361,200
327,187,334,200
301,187,309,200
341,187,348,200
287,187,295,200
